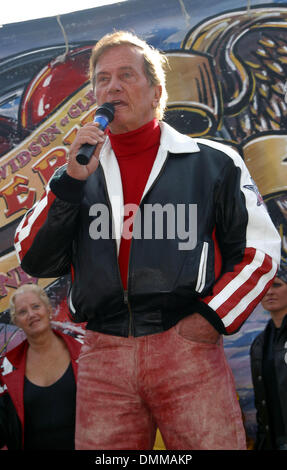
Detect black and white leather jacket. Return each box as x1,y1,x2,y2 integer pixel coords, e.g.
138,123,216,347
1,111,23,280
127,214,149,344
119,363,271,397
14,122,281,337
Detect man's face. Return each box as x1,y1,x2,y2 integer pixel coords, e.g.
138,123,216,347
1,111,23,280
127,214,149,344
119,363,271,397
261,277,287,315
94,45,161,134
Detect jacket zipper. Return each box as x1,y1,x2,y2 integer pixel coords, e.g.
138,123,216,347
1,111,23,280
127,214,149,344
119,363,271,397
124,151,171,335
100,151,170,337
99,164,130,335
124,290,134,336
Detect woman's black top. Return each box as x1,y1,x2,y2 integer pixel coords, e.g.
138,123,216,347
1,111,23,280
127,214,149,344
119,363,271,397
23,362,76,450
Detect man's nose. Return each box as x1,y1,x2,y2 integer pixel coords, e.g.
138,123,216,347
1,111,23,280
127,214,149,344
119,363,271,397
107,75,122,93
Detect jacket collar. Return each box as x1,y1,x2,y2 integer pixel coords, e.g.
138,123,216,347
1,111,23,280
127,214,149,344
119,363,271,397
5,339,28,370
159,121,200,155
101,121,200,160
264,313,287,343
55,328,82,378
4,328,82,369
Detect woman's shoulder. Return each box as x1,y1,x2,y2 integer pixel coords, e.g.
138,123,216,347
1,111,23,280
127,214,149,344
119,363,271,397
250,321,272,354
1,339,28,370
53,328,83,357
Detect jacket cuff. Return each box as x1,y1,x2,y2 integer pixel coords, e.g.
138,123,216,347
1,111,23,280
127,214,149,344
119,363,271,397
50,168,86,204
195,299,227,334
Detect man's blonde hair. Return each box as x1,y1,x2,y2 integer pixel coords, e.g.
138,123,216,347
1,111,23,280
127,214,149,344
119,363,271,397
9,284,52,324
90,30,168,120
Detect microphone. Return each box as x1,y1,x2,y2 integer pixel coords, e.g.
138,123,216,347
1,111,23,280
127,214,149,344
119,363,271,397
76,102,115,165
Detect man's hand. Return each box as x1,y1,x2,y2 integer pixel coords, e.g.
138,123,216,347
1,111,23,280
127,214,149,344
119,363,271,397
67,122,106,180
177,313,220,344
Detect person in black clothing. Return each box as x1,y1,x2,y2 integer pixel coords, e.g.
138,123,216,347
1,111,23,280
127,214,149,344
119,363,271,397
250,266,287,450
0,284,81,450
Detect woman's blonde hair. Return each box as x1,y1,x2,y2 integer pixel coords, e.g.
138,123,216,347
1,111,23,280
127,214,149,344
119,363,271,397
90,30,169,120
9,284,52,324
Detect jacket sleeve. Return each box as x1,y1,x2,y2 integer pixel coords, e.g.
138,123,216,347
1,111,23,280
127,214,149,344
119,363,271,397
0,378,23,450
0,374,8,449
0,395,8,449
0,362,10,449
195,140,281,335
14,165,86,278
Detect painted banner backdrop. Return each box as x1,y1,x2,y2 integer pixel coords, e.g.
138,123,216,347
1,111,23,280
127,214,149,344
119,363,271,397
1,0,287,443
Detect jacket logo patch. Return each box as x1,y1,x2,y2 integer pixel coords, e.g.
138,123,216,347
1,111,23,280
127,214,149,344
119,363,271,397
243,180,264,206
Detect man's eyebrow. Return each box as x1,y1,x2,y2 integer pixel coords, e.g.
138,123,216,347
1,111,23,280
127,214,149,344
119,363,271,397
119,66,135,72
96,66,135,76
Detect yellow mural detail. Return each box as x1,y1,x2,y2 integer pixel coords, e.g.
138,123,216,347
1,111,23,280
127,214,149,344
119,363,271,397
0,85,98,312
0,85,97,227
243,135,287,197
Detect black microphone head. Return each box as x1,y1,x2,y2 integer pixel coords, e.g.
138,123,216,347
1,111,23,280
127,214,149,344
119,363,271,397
95,102,115,123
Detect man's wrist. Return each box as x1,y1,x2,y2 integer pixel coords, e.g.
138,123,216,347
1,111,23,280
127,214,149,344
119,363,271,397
50,168,86,203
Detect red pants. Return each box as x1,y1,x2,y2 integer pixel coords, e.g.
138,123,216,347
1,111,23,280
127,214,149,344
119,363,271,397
75,324,246,450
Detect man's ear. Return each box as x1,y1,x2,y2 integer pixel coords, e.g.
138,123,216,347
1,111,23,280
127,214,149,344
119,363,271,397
152,84,162,108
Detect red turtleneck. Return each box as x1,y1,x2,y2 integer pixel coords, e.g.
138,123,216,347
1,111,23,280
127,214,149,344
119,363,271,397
108,119,161,289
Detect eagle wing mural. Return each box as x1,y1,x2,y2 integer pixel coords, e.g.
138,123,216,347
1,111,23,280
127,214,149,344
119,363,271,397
182,6,287,142
181,6,287,271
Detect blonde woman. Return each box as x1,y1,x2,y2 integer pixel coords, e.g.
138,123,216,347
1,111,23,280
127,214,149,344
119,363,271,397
0,284,81,450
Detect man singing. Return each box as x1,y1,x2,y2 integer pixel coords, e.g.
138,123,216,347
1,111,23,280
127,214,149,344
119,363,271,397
15,30,281,450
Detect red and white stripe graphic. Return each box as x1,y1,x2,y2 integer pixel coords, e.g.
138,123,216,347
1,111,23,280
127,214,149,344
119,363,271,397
14,185,56,264
203,247,277,333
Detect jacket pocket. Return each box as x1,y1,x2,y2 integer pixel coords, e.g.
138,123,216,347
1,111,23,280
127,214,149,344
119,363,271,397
195,241,209,293
173,241,213,297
